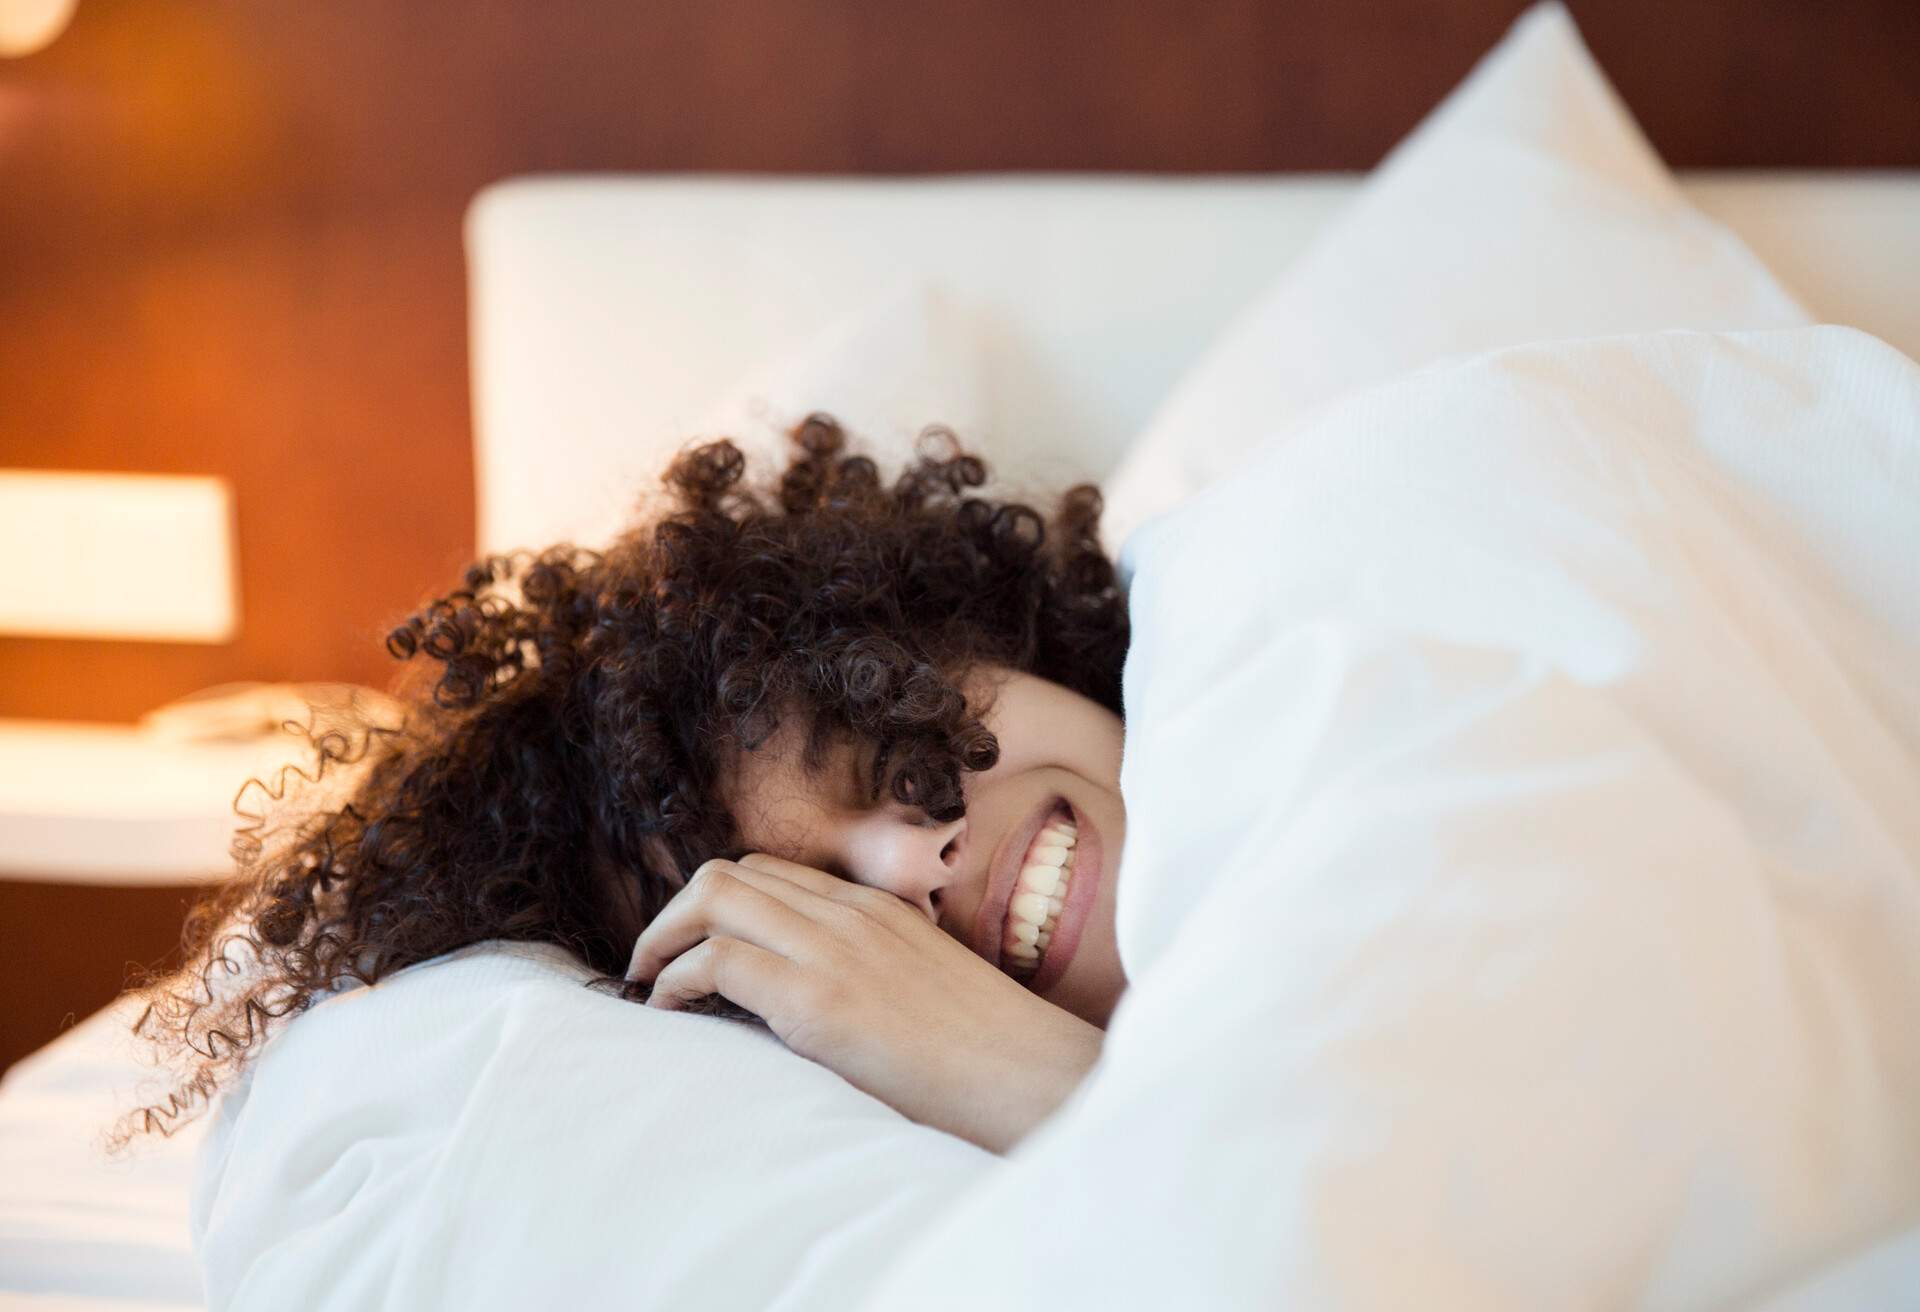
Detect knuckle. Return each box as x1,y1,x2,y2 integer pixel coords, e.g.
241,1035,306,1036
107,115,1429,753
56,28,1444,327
851,885,914,927
688,857,727,883
687,858,736,895
709,937,757,987
841,882,890,914
822,896,872,934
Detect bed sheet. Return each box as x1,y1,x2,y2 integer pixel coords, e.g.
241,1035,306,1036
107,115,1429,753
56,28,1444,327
0,998,204,1310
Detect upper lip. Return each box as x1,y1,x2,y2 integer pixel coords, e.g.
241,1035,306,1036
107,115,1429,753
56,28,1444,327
970,795,1062,971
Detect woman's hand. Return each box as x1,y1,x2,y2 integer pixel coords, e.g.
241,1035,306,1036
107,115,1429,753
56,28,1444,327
625,853,1103,1154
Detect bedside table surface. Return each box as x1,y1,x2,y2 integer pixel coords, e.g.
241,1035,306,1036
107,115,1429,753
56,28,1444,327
0,718,315,884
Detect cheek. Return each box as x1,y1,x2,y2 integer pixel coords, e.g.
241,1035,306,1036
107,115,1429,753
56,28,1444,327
987,693,1068,768
1007,708,1118,786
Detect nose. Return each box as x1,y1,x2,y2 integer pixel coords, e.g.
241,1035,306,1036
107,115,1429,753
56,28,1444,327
849,812,966,926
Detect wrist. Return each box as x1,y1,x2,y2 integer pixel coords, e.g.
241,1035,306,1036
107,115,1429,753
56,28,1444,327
958,1003,1104,1155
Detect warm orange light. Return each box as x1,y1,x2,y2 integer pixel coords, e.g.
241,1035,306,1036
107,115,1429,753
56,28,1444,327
0,0,77,58
0,470,239,642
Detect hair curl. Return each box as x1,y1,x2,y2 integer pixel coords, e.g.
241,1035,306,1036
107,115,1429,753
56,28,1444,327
118,414,1128,1145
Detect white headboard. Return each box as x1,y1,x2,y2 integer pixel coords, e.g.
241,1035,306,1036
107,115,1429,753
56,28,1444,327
464,172,1920,555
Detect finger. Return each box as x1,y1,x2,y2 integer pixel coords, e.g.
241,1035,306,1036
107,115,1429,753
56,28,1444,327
644,936,805,1017
624,851,888,983
624,862,817,984
694,857,829,914
733,851,922,935
734,851,859,897
735,852,905,919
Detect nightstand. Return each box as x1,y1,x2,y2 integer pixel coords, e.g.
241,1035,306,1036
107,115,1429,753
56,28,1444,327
0,719,309,1072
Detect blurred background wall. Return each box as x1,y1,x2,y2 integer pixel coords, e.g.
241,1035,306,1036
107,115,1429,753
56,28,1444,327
2,0,1916,723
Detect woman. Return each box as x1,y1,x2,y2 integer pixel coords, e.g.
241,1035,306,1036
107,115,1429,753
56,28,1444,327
130,413,1134,1155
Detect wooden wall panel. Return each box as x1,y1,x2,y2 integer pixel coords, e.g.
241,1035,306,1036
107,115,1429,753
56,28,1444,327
1,0,1916,722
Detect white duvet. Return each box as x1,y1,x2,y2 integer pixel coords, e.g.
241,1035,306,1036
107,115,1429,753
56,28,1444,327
195,326,1920,1310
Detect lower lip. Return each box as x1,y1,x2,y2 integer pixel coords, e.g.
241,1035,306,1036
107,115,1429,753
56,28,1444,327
1027,799,1101,995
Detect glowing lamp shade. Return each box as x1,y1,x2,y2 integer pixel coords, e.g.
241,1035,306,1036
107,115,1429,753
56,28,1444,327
0,470,239,642
0,0,77,57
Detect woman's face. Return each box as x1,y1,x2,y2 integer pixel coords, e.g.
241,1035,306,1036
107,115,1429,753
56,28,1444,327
722,668,1129,1028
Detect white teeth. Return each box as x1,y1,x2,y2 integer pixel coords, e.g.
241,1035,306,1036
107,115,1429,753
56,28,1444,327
1019,864,1064,896
1010,891,1053,923
1001,813,1080,978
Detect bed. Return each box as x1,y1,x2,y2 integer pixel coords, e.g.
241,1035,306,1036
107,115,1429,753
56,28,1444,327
4,6,1919,1308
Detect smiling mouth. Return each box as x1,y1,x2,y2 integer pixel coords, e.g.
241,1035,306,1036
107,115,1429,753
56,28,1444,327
999,803,1078,980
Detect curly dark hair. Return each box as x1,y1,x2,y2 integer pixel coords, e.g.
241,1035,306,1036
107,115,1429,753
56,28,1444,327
117,414,1129,1145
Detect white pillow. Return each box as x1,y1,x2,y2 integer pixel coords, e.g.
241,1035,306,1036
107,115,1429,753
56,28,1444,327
563,278,988,544
671,278,989,504
1099,0,1810,555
